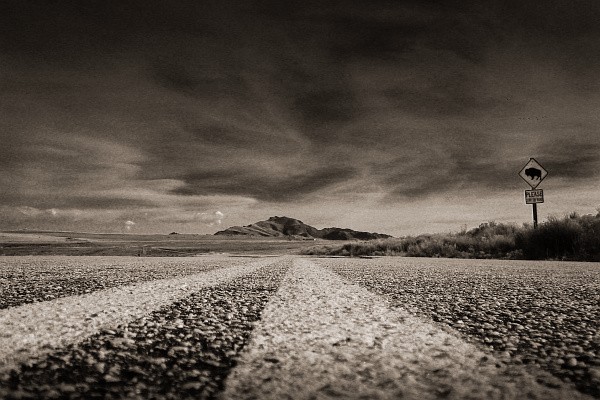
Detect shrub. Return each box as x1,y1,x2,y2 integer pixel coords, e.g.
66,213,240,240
300,212,600,261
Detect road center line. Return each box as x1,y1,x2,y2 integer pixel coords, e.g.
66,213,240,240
221,258,589,400
0,257,280,376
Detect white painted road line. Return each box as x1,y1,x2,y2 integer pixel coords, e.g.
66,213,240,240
0,257,280,376
222,258,590,400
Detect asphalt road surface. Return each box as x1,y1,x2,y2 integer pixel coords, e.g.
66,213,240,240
0,255,598,399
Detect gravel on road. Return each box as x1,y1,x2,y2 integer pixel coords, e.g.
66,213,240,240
0,259,290,399
320,257,600,397
0,257,280,378
0,256,247,309
222,258,588,400
1,255,596,399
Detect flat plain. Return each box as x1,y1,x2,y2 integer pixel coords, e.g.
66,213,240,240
0,231,322,256
0,254,598,399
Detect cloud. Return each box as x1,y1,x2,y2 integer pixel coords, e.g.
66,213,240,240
124,220,136,231
16,206,44,217
174,166,358,202
1,1,599,234
293,88,358,131
197,211,225,226
537,140,600,182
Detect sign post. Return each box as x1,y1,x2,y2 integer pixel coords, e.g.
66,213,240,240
519,158,548,228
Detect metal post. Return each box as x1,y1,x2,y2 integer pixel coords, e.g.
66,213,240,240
532,203,538,229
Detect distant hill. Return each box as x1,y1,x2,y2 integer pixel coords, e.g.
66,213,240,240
214,216,392,240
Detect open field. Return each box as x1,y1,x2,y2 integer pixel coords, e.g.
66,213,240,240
0,231,324,256
0,256,598,399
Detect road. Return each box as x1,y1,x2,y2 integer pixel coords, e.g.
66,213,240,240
0,255,598,399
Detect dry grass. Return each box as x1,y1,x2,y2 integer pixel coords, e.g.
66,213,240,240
0,231,324,256
302,212,600,261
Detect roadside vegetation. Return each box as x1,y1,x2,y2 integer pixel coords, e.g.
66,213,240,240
301,212,600,261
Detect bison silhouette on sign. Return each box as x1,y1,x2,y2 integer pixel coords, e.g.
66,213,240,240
525,167,542,180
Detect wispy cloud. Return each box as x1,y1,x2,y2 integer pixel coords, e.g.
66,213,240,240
1,0,599,234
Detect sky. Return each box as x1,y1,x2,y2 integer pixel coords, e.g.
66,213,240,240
1,0,599,236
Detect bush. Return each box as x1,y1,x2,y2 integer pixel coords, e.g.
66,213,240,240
516,214,600,261
300,212,600,261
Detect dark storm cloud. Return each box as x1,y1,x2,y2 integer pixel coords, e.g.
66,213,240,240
63,196,155,210
0,190,151,210
153,62,204,94
174,166,358,202
538,140,600,180
189,125,266,147
373,144,516,199
294,88,358,126
0,1,215,51
383,86,514,118
152,59,249,99
318,1,493,63
1,0,600,232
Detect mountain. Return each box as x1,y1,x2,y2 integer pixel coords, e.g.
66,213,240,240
214,216,392,240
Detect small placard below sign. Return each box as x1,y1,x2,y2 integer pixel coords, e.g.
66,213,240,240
525,189,544,204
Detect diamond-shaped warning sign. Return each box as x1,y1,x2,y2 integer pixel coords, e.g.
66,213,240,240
518,158,548,189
